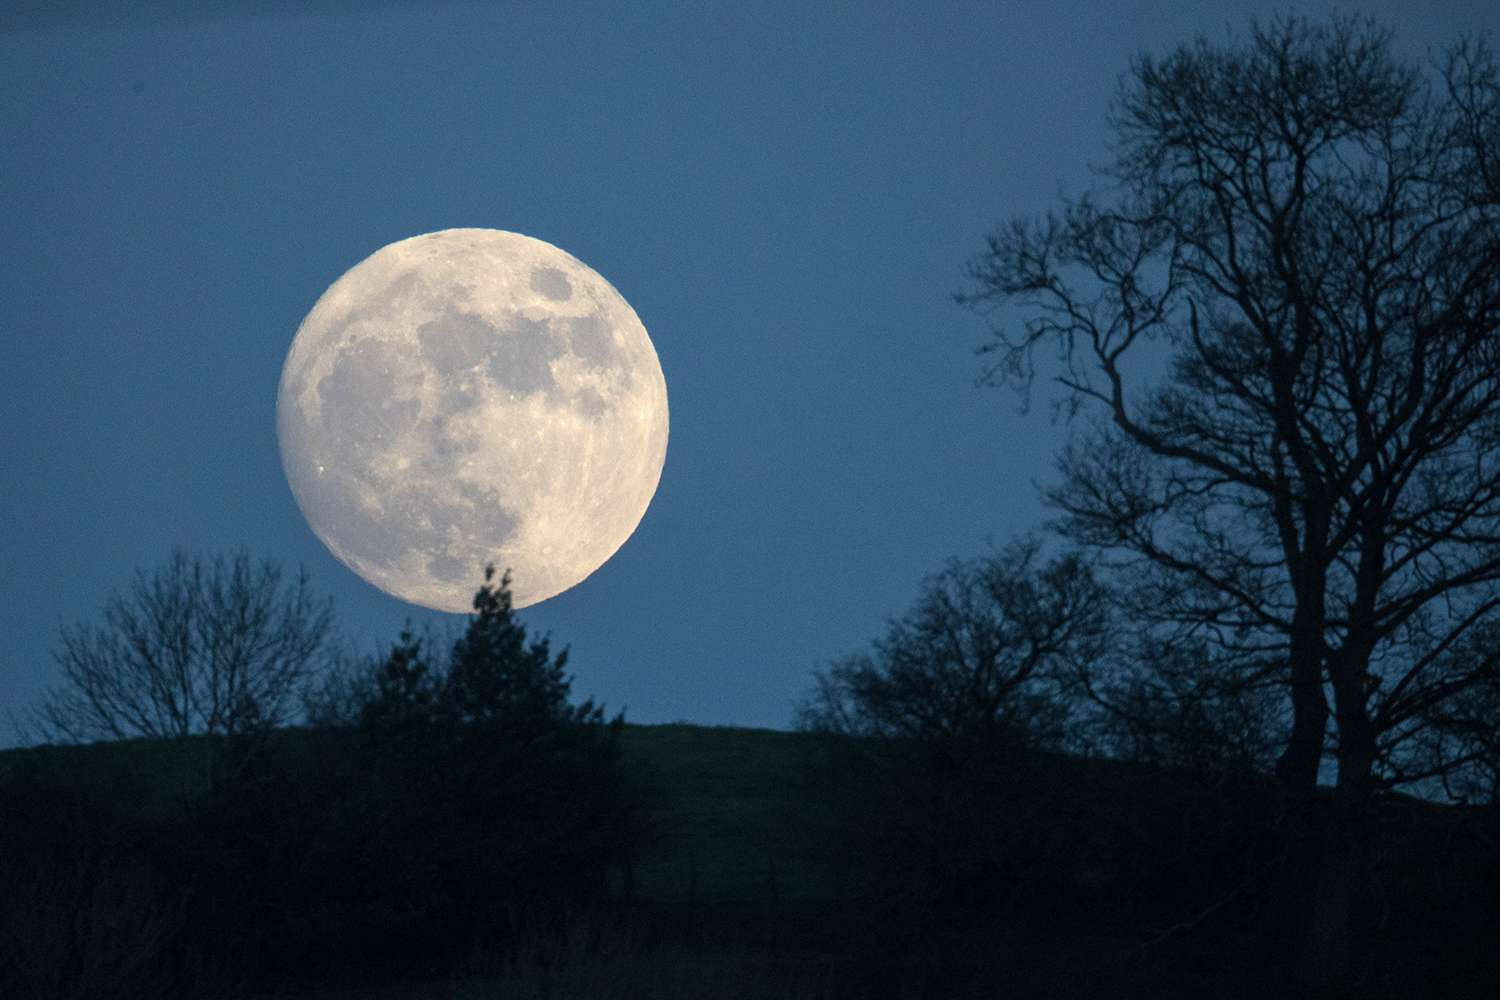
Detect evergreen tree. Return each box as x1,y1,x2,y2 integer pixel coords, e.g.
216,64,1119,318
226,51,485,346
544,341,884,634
359,626,437,729
442,565,603,730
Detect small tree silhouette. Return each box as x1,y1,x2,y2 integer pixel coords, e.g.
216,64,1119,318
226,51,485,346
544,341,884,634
441,565,603,731
799,539,1100,757
795,541,1105,921
359,626,438,730
30,548,334,744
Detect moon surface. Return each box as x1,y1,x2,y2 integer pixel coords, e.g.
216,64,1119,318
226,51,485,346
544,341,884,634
277,229,668,611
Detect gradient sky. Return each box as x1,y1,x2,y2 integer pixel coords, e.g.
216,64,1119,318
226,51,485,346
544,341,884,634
3,1,1495,746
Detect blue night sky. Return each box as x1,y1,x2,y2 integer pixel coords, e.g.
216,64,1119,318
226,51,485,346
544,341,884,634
3,2,1495,746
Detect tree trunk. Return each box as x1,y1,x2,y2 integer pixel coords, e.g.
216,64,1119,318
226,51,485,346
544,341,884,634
1269,653,1329,974
1299,674,1377,989
1276,535,1330,795
1275,667,1327,792
1271,601,1331,975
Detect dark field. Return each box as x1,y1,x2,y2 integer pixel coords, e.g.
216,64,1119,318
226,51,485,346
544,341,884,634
2,724,1497,1000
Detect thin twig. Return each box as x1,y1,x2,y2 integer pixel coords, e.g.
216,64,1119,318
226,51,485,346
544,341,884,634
1122,852,1283,957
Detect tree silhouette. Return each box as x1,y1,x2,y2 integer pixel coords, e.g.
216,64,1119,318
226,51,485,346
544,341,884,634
960,16,1500,986
416,565,624,949
441,565,603,730
199,566,630,986
796,541,1106,920
799,539,1099,757
30,549,334,743
358,626,438,730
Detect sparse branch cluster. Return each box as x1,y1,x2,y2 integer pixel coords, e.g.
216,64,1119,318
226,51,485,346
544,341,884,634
32,549,333,743
800,539,1103,754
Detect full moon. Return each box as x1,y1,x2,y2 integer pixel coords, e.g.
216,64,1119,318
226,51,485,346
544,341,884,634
277,228,668,611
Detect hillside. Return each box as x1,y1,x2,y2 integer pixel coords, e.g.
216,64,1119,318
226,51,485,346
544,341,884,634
615,723,827,903
3,723,1497,999
0,722,816,901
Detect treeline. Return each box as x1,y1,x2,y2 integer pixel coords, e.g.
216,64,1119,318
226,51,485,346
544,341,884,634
3,548,1499,999
791,541,1500,996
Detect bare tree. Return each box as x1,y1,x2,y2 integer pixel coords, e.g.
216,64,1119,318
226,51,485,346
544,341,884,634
29,549,335,743
959,16,1500,985
795,540,1105,917
799,538,1101,756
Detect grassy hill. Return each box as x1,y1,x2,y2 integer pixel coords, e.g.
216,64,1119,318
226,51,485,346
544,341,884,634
615,723,829,904
0,723,858,999
2,723,1497,1000
0,722,820,903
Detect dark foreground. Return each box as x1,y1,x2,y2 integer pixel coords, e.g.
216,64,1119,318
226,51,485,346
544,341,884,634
2,724,1497,999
